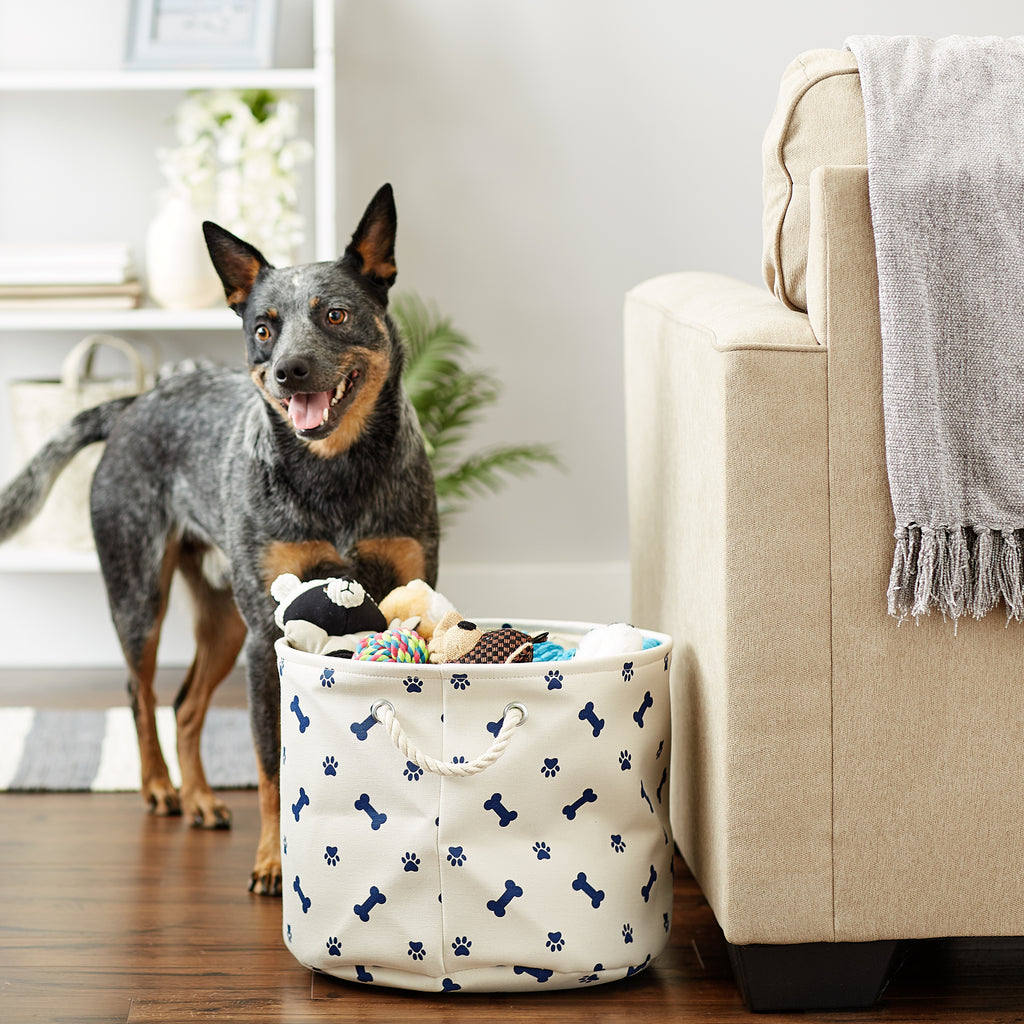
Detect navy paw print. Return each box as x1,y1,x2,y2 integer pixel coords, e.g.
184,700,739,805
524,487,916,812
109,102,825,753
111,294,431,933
452,936,472,957
324,845,339,866
545,931,565,952
622,924,634,944
533,841,551,860
323,755,338,776
541,757,560,778
408,941,426,961
451,755,466,765
618,750,631,771
402,852,420,872
404,675,423,693
404,761,424,782
447,846,467,867
450,673,470,691
622,661,634,683
326,936,342,957
320,667,335,688
611,834,626,853
545,670,563,690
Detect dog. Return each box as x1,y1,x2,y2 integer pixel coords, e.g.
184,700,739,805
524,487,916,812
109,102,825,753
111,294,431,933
0,184,439,895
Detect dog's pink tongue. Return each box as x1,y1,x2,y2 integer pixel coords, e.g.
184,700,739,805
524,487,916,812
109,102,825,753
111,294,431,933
288,391,332,430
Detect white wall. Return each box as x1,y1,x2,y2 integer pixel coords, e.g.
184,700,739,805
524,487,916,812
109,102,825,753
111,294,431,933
0,0,1021,665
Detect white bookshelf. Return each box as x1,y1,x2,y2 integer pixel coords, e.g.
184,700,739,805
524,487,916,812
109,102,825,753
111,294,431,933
0,0,336,335
0,0,336,575
0,306,241,332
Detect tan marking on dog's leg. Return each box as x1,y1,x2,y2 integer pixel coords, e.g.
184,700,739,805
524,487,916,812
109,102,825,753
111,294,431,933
306,348,391,459
261,539,346,591
250,760,282,896
175,545,247,829
129,540,180,817
355,536,427,588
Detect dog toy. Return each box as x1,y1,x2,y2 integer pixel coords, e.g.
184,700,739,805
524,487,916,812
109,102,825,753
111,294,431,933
378,578,455,642
428,611,548,664
575,622,647,659
271,573,386,657
353,627,430,663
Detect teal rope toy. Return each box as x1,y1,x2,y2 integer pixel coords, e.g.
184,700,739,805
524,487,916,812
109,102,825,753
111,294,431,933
354,627,431,664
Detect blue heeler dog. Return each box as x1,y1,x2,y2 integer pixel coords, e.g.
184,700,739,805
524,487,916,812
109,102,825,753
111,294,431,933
0,185,439,894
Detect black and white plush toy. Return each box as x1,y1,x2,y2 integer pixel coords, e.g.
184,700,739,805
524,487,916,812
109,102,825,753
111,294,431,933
272,574,387,657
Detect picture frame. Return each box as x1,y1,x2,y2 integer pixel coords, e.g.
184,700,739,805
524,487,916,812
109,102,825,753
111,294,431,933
125,0,278,70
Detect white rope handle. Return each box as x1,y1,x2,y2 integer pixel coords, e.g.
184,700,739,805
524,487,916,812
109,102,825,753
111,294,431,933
371,700,527,777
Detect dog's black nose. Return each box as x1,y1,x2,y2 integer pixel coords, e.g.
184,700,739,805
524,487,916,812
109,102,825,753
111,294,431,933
275,357,311,388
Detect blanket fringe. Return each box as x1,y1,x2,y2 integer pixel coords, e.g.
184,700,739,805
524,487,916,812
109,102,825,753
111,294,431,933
888,525,1024,624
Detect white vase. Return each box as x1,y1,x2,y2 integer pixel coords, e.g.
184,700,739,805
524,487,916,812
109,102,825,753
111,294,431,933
145,194,224,310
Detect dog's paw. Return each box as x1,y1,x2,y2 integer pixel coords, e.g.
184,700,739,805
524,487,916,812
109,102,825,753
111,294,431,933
143,779,182,817
249,858,283,897
184,789,232,830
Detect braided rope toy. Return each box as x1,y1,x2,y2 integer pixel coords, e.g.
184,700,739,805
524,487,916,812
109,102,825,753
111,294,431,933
354,627,430,664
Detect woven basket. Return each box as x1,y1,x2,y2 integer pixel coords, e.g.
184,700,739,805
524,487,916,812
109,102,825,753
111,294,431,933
8,334,151,552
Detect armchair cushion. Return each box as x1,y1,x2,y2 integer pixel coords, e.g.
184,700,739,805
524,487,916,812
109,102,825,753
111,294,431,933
762,48,864,312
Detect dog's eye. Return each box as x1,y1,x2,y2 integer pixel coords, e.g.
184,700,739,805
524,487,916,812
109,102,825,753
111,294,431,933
327,308,347,325
254,325,271,343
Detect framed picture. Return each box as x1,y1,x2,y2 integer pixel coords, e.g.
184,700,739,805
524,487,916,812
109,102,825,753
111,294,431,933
125,0,278,69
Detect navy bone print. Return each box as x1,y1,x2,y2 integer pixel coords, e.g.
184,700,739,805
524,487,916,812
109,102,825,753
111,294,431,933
486,879,524,917
354,792,387,830
562,788,598,821
578,701,605,737
483,792,517,827
291,787,310,822
571,871,605,908
633,691,653,728
353,885,387,922
289,694,310,733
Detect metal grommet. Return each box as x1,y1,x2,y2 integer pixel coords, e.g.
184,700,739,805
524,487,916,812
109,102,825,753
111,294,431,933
371,699,394,722
503,701,528,727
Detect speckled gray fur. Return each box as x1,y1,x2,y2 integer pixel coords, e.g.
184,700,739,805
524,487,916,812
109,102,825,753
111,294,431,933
0,185,438,890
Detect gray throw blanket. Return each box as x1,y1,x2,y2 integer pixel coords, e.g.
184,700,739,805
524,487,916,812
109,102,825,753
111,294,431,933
846,34,1024,623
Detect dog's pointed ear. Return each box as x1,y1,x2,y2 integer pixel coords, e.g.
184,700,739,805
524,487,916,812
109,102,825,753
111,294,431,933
203,221,273,314
341,183,397,299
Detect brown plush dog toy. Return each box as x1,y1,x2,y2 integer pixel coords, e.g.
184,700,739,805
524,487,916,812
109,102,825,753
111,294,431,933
428,611,548,664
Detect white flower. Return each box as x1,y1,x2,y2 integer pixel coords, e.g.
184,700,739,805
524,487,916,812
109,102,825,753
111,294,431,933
156,89,312,260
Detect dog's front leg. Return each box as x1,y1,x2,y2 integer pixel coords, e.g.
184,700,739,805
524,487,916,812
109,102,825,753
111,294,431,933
247,538,351,894
245,631,284,896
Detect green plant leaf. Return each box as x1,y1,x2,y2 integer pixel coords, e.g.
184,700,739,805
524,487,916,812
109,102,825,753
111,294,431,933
392,291,561,525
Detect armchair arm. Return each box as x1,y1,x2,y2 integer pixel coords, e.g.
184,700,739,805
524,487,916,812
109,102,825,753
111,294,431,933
624,271,834,944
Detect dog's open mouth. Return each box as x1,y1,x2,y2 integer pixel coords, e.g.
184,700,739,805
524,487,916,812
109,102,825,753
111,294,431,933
281,369,361,435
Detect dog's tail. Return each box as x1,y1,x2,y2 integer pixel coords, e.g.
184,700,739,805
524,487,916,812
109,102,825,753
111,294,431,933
0,396,136,544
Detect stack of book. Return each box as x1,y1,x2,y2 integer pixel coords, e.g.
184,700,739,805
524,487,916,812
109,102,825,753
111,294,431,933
0,243,142,310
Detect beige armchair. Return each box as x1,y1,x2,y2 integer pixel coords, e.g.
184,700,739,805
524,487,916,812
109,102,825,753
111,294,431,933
625,49,1024,1012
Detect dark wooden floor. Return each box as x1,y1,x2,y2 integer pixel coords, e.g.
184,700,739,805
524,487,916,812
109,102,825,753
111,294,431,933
4,669,1024,1022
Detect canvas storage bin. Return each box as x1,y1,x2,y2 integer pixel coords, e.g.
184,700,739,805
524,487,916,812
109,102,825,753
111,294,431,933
277,619,674,993
7,334,151,552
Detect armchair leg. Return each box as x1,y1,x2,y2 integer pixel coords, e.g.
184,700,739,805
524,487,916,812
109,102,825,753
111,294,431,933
727,939,902,1012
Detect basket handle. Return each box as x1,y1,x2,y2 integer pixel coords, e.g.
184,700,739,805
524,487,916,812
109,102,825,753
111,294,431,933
61,334,148,393
371,700,527,777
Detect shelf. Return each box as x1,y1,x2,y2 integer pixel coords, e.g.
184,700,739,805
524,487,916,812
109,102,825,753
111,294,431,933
0,67,324,92
0,306,240,332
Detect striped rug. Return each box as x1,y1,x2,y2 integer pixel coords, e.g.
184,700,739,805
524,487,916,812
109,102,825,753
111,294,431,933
0,706,257,791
